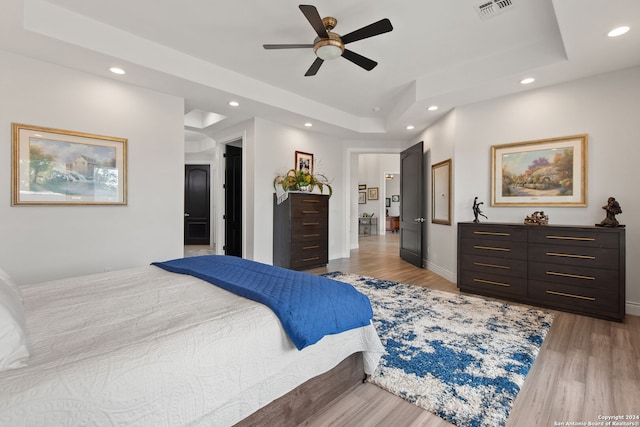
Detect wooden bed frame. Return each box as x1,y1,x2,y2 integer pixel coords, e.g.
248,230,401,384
235,352,364,426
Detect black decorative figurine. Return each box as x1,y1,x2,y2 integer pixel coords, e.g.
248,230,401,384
472,197,488,223
597,196,624,228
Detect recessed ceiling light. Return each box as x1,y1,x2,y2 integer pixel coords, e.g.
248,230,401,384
228,101,240,107
608,26,630,37
427,105,438,111
520,77,535,85
406,125,415,130
304,122,313,127
109,67,125,75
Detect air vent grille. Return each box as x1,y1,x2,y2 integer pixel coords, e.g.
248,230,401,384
475,0,515,20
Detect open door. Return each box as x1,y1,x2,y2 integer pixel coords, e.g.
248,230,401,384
399,141,425,267
224,144,242,257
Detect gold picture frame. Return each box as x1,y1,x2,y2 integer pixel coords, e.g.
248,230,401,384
491,134,587,206
12,123,127,205
431,158,452,225
367,187,379,200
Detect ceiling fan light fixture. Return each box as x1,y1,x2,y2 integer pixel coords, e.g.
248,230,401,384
314,33,344,60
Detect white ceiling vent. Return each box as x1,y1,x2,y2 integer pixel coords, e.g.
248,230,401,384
474,0,516,20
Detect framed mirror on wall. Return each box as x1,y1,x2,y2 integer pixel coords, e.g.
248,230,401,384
431,158,452,225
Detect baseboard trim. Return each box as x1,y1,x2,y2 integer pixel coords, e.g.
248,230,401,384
426,261,456,283
626,301,640,317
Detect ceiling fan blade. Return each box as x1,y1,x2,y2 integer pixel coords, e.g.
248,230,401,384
341,18,393,44
263,44,314,49
342,49,377,71
299,5,329,39
305,57,324,76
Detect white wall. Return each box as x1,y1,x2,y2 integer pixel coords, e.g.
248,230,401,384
0,51,184,285
424,66,640,314
411,111,457,281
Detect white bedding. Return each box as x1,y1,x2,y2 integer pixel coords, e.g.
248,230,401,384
0,266,384,426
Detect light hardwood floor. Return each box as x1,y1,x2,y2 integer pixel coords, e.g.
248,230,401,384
303,234,640,427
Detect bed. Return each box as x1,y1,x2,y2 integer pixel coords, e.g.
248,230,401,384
0,256,384,426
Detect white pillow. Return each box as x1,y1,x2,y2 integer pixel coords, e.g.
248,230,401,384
0,266,22,301
0,268,30,371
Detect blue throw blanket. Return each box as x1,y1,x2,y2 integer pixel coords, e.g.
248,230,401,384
152,255,374,350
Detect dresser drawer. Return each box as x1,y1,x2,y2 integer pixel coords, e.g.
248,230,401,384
528,280,619,315
460,253,526,278
460,238,526,260
529,243,619,269
291,220,327,239
290,241,328,270
459,270,527,297
459,225,527,242
528,228,619,248
291,197,328,219
529,262,619,290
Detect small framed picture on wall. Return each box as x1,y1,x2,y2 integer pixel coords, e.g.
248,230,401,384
358,191,366,204
295,151,313,174
367,187,379,200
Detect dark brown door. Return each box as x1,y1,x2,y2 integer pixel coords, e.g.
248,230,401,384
399,141,425,267
224,145,242,257
184,165,210,245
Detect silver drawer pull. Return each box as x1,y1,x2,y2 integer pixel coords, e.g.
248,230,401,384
546,271,595,280
546,235,595,241
474,245,510,252
546,252,595,260
473,231,510,236
473,278,510,287
546,290,595,301
474,262,510,270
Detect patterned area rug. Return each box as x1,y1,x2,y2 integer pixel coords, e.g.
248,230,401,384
324,272,554,427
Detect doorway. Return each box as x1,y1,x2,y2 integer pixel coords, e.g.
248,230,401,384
224,144,242,256
184,165,211,245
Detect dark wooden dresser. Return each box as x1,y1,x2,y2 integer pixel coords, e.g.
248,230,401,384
458,222,626,322
273,193,329,270
385,216,400,233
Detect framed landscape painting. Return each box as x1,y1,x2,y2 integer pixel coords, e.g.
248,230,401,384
12,123,127,205
491,134,587,206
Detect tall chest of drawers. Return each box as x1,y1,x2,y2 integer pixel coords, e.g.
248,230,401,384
458,222,626,322
273,193,329,270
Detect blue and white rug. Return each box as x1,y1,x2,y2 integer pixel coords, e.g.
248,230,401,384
324,272,554,427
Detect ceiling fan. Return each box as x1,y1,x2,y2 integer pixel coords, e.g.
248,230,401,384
263,4,393,76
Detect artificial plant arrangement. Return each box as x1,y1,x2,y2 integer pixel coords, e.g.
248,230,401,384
273,169,333,197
